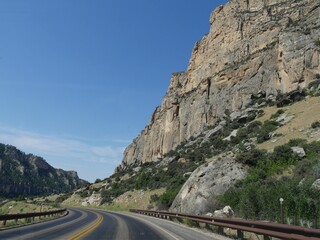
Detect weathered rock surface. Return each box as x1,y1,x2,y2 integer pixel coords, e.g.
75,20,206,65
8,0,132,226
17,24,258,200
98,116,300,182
82,193,102,206
169,157,248,214
291,146,306,157
118,0,320,169
213,206,234,218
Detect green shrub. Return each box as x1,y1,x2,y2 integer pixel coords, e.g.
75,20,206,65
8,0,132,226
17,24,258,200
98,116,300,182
311,121,320,129
78,190,90,198
150,194,160,203
257,128,271,143
257,120,279,143
247,121,262,132
210,137,227,151
159,189,178,208
287,138,307,147
134,172,151,190
220,141,320,225
95,178,102,183
271,109,285,119
236,148,267,166
308,79,320,90
184,218,196,227
56,193,72,203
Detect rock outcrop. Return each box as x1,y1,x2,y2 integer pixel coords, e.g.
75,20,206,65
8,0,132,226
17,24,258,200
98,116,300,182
119,0,320,169
169,156,247,214
0,143,88,198
81,193,102,206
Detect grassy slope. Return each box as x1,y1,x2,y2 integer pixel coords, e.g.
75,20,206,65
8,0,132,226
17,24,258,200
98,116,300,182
0,200,57,215
258,96,320,150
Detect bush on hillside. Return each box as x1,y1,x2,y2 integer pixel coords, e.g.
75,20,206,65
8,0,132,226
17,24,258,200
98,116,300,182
219,141,320,226
236,148,267,166
311,121,320,129
256,120,279,143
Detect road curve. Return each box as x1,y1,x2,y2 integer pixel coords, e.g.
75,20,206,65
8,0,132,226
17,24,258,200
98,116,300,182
0,208,225,240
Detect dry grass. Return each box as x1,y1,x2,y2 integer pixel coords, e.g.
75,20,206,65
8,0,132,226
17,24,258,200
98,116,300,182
61,188,166,212
257,96,320,151
0,200,62,229
62,193,83,207
0,201,56,215
102,188,166,211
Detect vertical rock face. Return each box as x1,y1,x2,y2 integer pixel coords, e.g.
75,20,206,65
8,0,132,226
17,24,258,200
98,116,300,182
119,0,320,169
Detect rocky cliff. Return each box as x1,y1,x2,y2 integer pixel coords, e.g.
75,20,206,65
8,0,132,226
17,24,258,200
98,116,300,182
119,0,320,169
0,143,88,198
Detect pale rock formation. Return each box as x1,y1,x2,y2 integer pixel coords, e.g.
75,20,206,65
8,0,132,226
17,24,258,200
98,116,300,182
213,206,234,218
82,193,102,206
169,157,248,215
118,0,320,170
223,129,239,141
276,113,295,125
291,147,306,157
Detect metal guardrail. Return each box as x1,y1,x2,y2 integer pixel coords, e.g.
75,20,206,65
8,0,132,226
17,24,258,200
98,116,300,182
0,208,67,227
130,209,320,240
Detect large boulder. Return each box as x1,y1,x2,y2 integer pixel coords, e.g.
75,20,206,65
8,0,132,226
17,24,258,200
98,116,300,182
213,206,234,218
81,193,101,206
170,156,247,215
291,147,306,157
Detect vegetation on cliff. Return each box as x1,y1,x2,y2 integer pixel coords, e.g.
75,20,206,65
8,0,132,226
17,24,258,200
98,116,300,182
0,144,88,198
93,92,320,228
220,140,320,227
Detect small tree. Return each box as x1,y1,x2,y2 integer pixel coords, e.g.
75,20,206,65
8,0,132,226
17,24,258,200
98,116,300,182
94,178,102,183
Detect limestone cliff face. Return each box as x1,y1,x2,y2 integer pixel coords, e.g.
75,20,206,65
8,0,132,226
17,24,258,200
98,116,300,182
119,0,320,169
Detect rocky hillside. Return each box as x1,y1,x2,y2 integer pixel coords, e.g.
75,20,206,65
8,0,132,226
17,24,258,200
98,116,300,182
0,143,88,198
119,0,320,170
61,0,320,226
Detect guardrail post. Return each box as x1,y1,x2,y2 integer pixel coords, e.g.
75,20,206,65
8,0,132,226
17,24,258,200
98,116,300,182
2,220,6,226
218,226,224,235
205,223,212,230
237,229,244,239
176,216,183,223
263,235,271,240
314,217,319,229
193,220,200,228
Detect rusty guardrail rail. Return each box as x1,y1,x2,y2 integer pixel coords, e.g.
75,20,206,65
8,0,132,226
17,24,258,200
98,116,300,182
0,208,67,227
130,209,320,240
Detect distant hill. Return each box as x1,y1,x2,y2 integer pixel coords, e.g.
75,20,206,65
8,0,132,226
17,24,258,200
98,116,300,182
0,143,88,198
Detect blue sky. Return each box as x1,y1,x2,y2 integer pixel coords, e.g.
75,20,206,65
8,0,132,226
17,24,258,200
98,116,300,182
0,0,227,182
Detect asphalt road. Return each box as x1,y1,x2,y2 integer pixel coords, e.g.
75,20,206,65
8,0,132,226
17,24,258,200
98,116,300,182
0,208,223,240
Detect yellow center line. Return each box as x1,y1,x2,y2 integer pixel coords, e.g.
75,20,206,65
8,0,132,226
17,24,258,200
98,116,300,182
68,213,103,240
